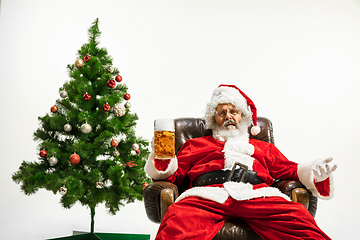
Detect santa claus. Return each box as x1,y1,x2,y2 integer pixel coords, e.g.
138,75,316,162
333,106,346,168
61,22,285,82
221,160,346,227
145,84,337,240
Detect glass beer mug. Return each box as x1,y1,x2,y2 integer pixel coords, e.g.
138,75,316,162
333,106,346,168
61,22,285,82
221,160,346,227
154,119,175,159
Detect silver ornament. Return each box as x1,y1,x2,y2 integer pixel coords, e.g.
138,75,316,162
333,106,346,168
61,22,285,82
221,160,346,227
60,90,68,98
132,143,139,151
80,122,92,134
107,66,114,73
113,150,120,157
59,186,67,195
96,181,104,189
64,123,72,132
113,103,126,117
124,102,131,109
48,156,58,166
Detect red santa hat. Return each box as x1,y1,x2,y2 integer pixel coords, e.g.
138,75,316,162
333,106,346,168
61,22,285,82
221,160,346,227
204,84,261,136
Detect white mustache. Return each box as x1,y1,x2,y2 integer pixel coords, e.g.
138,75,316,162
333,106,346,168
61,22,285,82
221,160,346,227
223,119,237,128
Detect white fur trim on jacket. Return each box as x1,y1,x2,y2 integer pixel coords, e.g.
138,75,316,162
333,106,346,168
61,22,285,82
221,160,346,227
297,159,334,199
175,183,290,204
175,186,229,204
145,151,178,180
223,182,291,201
222,137,255,170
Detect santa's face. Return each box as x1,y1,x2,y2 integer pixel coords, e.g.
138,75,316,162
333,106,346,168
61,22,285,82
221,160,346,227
214,104,242,130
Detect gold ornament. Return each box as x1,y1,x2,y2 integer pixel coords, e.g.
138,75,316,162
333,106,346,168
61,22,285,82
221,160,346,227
74,58,84,68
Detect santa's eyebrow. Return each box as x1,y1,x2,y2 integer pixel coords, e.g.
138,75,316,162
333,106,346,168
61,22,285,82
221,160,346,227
217,107,238,112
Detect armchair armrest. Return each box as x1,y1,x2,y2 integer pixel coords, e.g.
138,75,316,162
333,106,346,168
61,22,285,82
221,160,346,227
273,180,318,217
143,181,179,223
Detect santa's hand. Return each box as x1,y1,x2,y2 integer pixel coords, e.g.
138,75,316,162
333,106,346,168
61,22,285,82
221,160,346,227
313,157,337,182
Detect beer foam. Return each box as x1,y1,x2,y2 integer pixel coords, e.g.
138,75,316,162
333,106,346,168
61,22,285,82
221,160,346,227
154,119,175,131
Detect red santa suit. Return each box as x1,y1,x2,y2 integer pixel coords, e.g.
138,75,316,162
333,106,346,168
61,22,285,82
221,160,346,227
145,133,334,240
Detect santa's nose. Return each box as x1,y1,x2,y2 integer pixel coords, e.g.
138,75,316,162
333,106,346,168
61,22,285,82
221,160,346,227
224,112,232,120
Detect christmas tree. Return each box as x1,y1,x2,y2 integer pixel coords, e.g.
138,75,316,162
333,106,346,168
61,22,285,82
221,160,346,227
12,19,150,235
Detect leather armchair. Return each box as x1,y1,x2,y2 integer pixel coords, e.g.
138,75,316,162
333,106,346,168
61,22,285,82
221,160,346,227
143,117,318,239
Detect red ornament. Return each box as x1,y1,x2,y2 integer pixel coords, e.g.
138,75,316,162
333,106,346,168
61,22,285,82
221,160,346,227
124,93,131,100
111,139,119,147
107,79,116,88
69,153,80,165
103,103,111,111
50,105,58,113
83,93,91,101
84,55,91,62
39,150,47,158
142,183,149,190
115,75,122,82
136,149,141,154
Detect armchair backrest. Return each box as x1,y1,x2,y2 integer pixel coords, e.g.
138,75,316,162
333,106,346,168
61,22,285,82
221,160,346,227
174,117,275,154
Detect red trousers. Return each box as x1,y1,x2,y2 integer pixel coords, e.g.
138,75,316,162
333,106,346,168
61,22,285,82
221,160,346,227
155,196,331,240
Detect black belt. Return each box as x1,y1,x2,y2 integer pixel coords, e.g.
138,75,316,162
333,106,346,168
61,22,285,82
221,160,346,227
193,162,264,187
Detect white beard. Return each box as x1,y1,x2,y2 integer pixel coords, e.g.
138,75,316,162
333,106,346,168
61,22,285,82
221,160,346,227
212,119,255,170
212,119,249,142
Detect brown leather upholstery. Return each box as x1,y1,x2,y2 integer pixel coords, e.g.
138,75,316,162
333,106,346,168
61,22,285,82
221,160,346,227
143,181,179,223
174,117,274,155
143,117,317,239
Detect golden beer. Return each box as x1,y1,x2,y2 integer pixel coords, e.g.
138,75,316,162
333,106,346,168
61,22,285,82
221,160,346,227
154,131,175,159
154,119,175,159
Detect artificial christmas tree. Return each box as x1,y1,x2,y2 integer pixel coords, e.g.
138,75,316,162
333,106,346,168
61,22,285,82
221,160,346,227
12,19,150,239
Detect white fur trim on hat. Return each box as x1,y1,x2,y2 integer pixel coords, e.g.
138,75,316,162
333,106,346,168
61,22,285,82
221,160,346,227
204,86,252,129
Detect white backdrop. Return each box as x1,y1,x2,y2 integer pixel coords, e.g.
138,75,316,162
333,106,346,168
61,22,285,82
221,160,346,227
1,0,360,239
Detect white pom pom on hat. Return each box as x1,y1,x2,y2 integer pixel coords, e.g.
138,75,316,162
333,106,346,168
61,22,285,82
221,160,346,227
217,84,260,136
251,125,261,136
